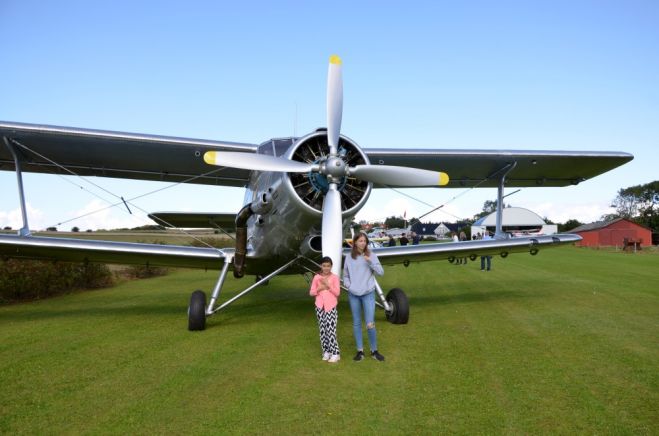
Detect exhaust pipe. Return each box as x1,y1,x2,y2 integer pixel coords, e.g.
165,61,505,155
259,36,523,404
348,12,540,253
233,191,273,278
233,204,253,278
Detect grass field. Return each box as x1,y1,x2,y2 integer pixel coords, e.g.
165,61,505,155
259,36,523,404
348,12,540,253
1,246,657,434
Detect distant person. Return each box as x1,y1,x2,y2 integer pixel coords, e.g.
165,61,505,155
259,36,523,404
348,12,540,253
458,231,468,264
309,256,341,362
343,233,385,362
451,233,463,264
480,232,492,271
400,233,409,246
412,231,421,245
388,235,396,247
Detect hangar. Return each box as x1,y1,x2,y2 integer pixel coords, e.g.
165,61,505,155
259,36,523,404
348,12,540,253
471,207,557,238
569,218,652,249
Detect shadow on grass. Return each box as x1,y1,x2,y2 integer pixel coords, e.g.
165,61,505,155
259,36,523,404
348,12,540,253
1,287,546,328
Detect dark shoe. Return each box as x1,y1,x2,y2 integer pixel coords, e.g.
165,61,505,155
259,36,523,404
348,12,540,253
371,350,385,362
353,351,365,361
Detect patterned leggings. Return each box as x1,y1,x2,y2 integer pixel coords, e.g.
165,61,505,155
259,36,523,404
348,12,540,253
315,307,340,355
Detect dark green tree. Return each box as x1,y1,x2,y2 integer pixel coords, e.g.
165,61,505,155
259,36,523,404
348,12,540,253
611,180,659,230
559,219,583,232
384,216,405,229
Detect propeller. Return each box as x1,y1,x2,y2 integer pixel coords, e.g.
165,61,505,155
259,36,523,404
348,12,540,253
350,165,449,187
204,151,315,173
322,184,343,275
202,54,451,275
327,55,343,156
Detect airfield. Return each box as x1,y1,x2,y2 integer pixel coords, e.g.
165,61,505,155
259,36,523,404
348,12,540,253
1,245,657,434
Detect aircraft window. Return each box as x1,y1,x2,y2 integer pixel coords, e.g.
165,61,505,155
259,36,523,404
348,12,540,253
273,139,293,157
257,138,293,157
257,141,275,156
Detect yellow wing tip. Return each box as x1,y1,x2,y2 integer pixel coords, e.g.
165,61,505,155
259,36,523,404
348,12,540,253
439,172,450,186
329,54,342,65
203,151,216,165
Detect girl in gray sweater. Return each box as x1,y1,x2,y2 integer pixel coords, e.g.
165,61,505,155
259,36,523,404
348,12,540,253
343,233,385,361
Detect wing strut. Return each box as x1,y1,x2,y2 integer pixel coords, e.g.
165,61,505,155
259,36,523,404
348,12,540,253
3,137,31,236
495,161,518,239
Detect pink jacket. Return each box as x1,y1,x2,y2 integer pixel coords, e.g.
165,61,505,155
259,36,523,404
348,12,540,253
309,273,340,311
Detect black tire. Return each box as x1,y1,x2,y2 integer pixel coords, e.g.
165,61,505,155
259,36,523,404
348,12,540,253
188,290,207,331
385,288,409,324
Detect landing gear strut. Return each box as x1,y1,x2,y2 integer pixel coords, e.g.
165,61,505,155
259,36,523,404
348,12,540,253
187,255,302,331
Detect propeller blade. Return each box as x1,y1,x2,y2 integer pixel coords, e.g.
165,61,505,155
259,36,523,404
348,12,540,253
350,165,450,187
327,55,343,156
322,184,343,276
204,151,314,173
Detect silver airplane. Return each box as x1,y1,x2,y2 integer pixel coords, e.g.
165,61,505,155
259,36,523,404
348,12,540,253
0,56,633,330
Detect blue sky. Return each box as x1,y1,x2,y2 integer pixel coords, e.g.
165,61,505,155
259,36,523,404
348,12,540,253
1,0,657,231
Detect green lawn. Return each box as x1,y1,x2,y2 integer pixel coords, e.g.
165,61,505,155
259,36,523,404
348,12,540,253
1,246,657,434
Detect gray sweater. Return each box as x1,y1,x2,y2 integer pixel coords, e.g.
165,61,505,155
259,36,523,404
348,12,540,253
342,252,384,296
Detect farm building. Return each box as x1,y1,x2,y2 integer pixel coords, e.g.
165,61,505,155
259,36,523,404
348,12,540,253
569,218,652,248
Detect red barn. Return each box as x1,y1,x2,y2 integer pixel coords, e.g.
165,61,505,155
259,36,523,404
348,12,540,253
570,218,652,248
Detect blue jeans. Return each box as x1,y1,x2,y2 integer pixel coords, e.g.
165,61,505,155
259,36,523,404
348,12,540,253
480,255,491,270
348,291,377,352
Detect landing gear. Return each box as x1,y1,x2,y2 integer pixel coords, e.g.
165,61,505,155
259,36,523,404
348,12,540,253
188,256,303,331
188,290,206,331
385,288,409,324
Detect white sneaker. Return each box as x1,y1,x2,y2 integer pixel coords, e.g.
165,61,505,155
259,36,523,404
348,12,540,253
328,354,341,363
322,352,331,361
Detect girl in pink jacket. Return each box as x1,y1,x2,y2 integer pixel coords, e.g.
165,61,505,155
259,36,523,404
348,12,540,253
309,256,341,363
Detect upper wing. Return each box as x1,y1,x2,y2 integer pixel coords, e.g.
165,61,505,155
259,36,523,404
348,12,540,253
2,121,632,189
370,234,581,265
364,148,633,188
0,121,258,187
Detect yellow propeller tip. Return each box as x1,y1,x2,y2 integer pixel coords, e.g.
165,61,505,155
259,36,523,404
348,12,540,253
439,172,450,186
329,54,342,65
203,151,216,165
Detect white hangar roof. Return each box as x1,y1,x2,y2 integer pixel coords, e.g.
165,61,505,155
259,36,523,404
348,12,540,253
473,207,547,226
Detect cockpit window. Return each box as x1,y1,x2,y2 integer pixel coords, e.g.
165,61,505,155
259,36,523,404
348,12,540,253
257,138,295,157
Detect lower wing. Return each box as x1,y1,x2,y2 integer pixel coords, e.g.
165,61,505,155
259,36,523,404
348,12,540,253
370,234,581,265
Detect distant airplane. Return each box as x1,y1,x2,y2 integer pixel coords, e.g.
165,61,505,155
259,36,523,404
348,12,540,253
0,55,633,330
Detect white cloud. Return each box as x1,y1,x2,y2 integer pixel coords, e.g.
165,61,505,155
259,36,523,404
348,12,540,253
0,203,47,231
57,199,152,231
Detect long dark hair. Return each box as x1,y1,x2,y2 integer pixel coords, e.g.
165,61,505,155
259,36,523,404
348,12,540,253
351,232,371,259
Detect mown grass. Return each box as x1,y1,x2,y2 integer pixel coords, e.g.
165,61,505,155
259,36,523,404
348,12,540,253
1,246,657,434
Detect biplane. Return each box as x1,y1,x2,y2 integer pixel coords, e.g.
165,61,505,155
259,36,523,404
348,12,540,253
0,56,633,330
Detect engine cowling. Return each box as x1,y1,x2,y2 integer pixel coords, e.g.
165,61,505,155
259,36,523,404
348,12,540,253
282,130,372,217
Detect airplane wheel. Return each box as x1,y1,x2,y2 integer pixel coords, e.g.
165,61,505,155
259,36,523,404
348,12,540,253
188,290,206,331
385,288,409,324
